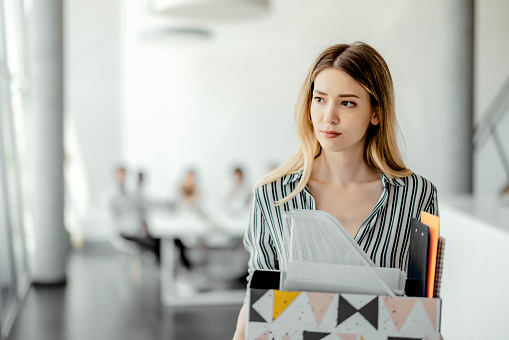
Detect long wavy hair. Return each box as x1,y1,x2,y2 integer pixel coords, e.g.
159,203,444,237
255,42,412,205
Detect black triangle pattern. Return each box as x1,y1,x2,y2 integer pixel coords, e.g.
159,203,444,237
337,295,379,330
337,296,357,326
303,331,331,340
250,289,268,305
249,306,267,323
358,297,378,329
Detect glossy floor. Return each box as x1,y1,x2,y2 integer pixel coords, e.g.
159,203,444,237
7,243,241,340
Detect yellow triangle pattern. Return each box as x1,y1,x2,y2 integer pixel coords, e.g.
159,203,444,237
273,290,301,321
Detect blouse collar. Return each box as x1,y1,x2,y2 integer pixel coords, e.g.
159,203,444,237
281,170,407,188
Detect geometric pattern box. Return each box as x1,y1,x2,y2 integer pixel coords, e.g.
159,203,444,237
246,271,442,340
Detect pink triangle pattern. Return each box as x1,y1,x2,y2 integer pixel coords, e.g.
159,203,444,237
337,334,358,340
420,299,438,330
383,297,417,332
282,334,291,340
256,329,269,340
425,336,431,340
307,292,335,326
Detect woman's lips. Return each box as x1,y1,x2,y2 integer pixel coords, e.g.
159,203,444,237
320,130,341,138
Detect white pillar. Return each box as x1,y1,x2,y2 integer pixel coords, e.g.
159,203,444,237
28,0,67,283
439,0,475,193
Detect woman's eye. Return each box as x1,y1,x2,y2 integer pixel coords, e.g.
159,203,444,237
341,101,355,107
314,97,325,103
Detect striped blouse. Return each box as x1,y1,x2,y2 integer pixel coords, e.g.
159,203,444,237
243,172,439,285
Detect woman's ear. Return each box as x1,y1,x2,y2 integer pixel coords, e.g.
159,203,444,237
371,108,380,126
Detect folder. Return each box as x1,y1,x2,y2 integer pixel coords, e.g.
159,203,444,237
406,218,430,297
420,211,440,298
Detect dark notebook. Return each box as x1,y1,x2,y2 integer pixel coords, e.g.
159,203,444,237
405,218,430,297
433,237,446,298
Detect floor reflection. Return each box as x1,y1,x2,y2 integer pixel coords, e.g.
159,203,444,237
8,242,241,340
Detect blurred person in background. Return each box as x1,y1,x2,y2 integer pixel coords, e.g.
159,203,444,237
133,171,150,235
177,168,202,210
115,166,127,195
172,168,202,279
109,165,130,224
225,166,251,287
110,166,160,262
225,166,252,215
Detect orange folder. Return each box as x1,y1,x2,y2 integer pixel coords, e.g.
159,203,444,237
420,211,440,298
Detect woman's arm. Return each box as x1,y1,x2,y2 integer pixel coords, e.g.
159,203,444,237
244,187,278,283
234,187,277,339
232,304,247,340
423,185,439,217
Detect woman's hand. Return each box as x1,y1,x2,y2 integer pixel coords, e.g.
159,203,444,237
232,304,247,340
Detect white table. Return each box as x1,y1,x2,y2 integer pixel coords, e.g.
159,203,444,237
149,209,248,306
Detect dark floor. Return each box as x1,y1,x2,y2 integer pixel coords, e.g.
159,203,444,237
7,243,241,340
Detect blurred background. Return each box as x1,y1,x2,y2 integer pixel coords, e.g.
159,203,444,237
1,0,509,339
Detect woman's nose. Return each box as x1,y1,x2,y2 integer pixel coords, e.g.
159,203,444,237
322,104,339,125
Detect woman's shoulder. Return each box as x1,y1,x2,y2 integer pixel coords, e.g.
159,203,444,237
384,172,437,194
253,172,302,203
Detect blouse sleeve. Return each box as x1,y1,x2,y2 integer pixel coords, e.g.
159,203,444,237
423,185,439,217
243,188,278,285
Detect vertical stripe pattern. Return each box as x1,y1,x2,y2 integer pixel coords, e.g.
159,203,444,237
243,172,439,287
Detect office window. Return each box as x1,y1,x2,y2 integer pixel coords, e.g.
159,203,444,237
0,0,30,338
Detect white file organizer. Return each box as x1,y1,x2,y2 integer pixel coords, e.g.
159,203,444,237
279,210,405,296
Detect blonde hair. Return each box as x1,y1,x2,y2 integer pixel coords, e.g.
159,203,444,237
256,42,412,205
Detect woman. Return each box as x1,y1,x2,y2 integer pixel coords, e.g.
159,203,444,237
232,42,438,339
178,169,201,209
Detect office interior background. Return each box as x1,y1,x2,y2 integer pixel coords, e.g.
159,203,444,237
1,0,509,339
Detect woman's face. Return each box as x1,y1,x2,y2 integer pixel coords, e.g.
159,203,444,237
310,68,379,155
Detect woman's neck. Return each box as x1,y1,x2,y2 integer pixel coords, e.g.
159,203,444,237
311,149,380,187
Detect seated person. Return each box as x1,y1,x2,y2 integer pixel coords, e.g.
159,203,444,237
110,166,160,262
225,166,252,214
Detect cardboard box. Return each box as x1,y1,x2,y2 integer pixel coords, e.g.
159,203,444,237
246,270,441,340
